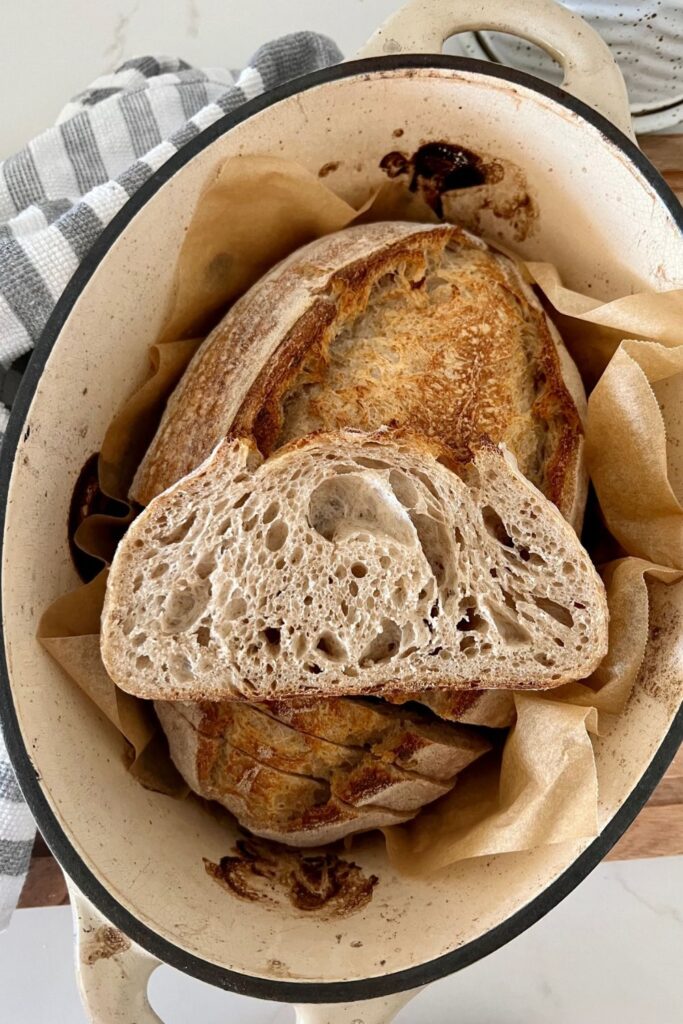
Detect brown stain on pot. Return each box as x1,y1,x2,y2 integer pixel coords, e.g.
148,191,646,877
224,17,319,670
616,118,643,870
204,836,378,917
318,161,340,178
82,925,131,965
379,140,537,241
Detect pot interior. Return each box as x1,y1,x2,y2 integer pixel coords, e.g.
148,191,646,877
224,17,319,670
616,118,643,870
3,64,682,988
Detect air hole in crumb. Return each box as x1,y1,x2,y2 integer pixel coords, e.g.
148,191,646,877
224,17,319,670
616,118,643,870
291,546,304,565
196,626,211,647
309,473,414,550
159,512,196,545
409,512,451,588
195,553,216,579
266,521,288,551
224,596,246,621
132,631,147,647
487,605,530,645
349,580,359,597
574,601,586,609
359,618,401,666
150,562,169,580
459,635,476,655
410,469,440,500
275,557,285,570
520,547,546,567
306,663,323,674
232,492,250,509
263,627,281,647
262,501,279,525
136,654,152,670
304,594,313,606
351,563,367,578
562,562,576,576
353,456,391,471
171,654,194,682
481,506,513,547
132,573,143,592
388,470,419,508
534,651,554,667
315,631,348,662
533,596,574,628
456,603,488,633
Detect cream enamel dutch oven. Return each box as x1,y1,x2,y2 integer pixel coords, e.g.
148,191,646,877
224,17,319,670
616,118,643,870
1,2,682,1022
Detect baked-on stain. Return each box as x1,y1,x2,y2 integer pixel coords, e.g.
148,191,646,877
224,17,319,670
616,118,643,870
318,161,341,178
81,925,131,965
380,142,487,216
379,141,537,239
204,836,378,917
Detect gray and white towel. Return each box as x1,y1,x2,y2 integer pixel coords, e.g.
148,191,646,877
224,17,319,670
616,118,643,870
0,31,342,930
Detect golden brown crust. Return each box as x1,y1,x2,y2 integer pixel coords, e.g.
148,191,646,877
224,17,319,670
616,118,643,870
131,222,452,505
229,227,583,523
132,221,584,526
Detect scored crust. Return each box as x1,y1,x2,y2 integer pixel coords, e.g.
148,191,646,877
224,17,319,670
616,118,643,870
131,221,586,528
155,700,417,847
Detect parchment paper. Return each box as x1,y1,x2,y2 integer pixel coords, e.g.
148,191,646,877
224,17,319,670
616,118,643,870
37,156,683,871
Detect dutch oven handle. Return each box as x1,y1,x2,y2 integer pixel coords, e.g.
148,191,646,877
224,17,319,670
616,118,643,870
68,882,419,1023
356,0,636,142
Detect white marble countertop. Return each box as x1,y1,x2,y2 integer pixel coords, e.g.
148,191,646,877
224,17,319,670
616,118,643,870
1,0,403,158
1,855,682,1022
3,0,679,158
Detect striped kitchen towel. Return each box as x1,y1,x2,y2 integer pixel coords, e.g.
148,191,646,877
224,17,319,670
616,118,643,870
0,30,342,930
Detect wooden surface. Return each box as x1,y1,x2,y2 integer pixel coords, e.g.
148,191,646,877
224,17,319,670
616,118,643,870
17,133,683,910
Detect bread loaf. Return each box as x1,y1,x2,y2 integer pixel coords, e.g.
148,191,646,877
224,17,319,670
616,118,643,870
131,221,586,528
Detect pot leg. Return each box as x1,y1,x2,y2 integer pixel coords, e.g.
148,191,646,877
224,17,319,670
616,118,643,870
68,880,162,1024
295,989,422,1024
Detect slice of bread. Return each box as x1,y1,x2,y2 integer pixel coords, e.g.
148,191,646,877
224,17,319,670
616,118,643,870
102,429,608,701
156,700,416,846
131,221,586,528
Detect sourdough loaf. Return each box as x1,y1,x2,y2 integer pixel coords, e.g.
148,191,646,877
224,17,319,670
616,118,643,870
156,701,415,846
131,221,586,528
